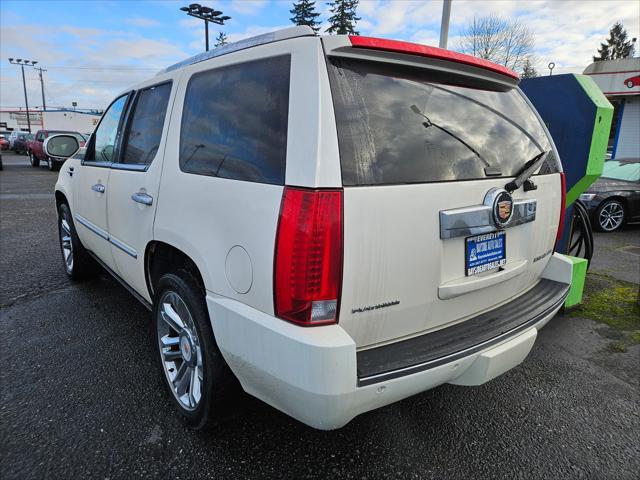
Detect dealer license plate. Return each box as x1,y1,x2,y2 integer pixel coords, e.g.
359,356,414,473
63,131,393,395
465,231,506,276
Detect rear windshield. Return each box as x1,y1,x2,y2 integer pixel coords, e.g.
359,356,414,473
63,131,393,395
327,59,559,186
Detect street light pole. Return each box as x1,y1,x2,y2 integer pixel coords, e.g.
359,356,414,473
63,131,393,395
8,58,35,133
439,0,452,49
205,18,209,51
19,63,31,133
180,3,230,52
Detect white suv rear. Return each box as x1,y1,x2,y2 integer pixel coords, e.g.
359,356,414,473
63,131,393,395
51,27,572,430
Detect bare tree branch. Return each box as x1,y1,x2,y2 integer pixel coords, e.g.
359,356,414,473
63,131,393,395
458,14,535,73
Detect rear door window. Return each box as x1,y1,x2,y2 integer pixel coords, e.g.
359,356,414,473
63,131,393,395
327,59,558,186
179,55,291,185
120,82,172,166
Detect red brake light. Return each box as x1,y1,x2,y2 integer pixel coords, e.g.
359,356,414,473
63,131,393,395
274,187,343,326
348,36,520,81
555,172,566,249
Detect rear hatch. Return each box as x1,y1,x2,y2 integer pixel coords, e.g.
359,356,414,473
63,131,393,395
324,39,563,349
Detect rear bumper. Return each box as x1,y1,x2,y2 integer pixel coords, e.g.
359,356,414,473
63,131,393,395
357,278,569,386
207,253,572,430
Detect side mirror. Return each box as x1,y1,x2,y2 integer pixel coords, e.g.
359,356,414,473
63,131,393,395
44,134,80,160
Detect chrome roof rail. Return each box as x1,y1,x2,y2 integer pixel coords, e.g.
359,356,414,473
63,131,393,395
158,26,316,75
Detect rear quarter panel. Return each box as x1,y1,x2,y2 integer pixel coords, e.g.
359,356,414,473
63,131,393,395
153,37,332,315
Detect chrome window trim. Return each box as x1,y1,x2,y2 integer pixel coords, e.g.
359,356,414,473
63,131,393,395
81,160,112,169
440,198,537,239
110,163,148,172
74,214,138,258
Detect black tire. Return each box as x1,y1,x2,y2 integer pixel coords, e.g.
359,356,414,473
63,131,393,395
594,198,626,232
153,271,237,430
29,151,39,167
48,157,61,171
57,202,98,280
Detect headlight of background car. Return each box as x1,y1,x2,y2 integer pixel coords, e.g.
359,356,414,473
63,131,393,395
579,193,596,202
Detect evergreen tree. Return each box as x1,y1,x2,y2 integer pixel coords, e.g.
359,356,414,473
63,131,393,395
521,57,537,79
290,0,321,32
594,22,635,61
326,0,360,35
215,32,228,47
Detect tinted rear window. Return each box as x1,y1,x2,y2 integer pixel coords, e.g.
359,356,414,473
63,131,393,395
327,59,558,186
179,55,291,185
121,82,172,166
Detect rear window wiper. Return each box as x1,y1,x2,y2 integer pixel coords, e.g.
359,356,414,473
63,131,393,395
504,150,550,193
410,105,501,177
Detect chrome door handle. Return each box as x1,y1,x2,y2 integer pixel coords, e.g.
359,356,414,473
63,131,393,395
68,167,74,177
91,183,105,193
131,192,153,206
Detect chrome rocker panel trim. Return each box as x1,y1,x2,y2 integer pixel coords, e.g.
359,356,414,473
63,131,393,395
74,214,138,258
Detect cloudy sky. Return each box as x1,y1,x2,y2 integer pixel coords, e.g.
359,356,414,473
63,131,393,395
1,0,638,110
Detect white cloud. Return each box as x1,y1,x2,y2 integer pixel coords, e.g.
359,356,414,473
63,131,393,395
0,22,186,109
124,17,162,28
226,24,290,42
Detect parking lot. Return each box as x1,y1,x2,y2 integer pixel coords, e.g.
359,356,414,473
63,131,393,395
1,151,638,479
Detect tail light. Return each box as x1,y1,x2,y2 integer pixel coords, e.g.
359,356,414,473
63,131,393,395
555,172,566,249
274,187,343,326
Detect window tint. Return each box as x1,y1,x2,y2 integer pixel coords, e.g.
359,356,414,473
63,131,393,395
92,95,128,163
328,59,558,186
179,55,290,184
121,83,172,165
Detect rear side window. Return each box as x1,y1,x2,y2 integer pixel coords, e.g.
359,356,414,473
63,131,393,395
327,59,558,186
121,82,172,166
179,55,291,185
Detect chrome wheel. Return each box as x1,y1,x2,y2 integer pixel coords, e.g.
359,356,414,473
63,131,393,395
598,201,624,232
157,291,203,411
59,212,73,273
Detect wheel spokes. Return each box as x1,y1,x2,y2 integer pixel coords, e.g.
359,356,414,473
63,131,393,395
161,302,184,333
161,335,179,347
174,363,191,397
157,290,203,411
162,349,182,362
61,218,71,235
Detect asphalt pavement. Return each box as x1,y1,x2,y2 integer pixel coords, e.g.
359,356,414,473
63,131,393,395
1,152,639,480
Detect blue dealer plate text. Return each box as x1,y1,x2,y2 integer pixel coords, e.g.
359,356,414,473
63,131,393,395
465,231,506,276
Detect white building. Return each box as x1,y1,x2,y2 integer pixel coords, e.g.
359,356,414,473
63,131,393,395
0,108,102,135
584,57,640,159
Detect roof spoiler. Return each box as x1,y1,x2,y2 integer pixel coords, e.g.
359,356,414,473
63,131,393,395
323,35,520,91
158,25,316,75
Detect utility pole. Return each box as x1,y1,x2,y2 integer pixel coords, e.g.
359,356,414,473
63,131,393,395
34,66,47,111
8,58,35,132
180,3,230,52
439,0,452,49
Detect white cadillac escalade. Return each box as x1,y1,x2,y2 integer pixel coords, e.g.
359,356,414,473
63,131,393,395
50,27,573,430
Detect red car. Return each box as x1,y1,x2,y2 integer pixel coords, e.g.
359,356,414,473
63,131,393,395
624,75,640,88
0,137,9,151
28,129,86,171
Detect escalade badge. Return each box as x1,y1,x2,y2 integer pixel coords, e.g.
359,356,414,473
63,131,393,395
484,188,514,227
